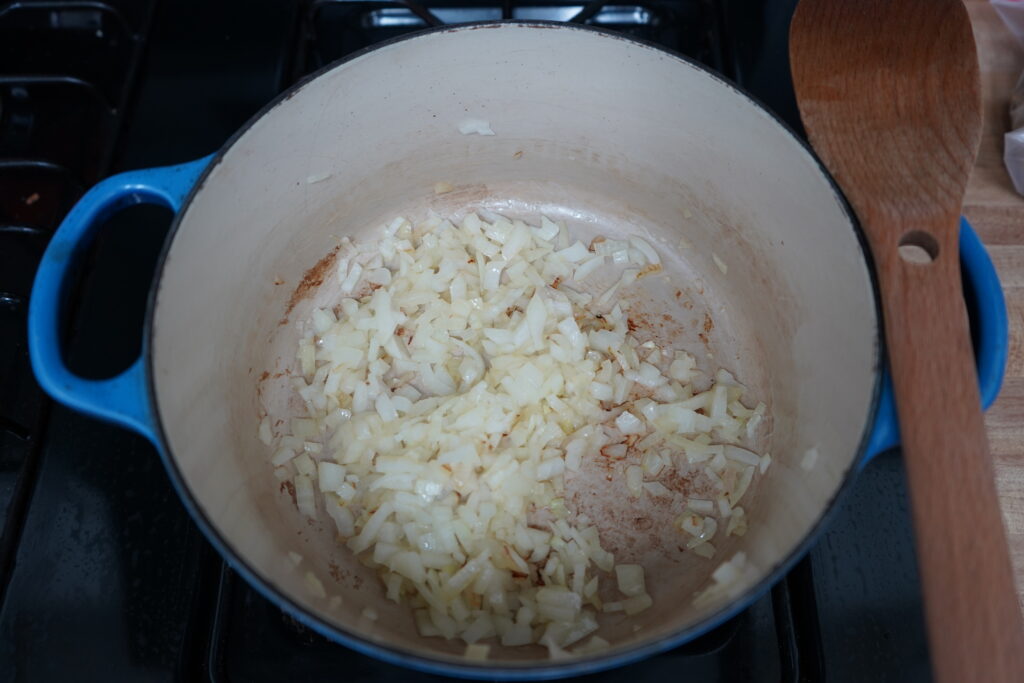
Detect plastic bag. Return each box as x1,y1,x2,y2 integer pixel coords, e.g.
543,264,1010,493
993,0,1024,195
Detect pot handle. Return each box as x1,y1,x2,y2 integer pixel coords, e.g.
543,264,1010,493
30,168,1007,457
861,217,1008,466
28,155,213,442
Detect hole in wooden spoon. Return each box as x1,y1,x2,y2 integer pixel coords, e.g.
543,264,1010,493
898,231,939,264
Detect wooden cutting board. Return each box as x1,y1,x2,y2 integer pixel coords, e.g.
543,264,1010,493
964,0,1024,608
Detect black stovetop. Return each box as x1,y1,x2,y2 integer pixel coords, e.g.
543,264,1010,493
0,1,931,680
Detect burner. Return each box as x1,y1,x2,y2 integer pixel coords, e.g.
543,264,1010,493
0,1,934,680
0,2,145,111
301,1,725,80
209,565,763,682
0,78,118,184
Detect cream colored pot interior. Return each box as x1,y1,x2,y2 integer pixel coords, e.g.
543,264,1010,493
150,24,878,669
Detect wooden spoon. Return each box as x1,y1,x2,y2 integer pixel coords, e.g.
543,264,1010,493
790,1,1024,681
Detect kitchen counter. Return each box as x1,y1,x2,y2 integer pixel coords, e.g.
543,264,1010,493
965,1,1024,606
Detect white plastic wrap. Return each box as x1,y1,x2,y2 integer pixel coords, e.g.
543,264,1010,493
1008,74,1024,196
993,0,1024,195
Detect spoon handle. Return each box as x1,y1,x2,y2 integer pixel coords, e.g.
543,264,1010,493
874,216,1024,683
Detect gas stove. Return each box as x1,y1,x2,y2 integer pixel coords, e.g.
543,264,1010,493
0,1,933,680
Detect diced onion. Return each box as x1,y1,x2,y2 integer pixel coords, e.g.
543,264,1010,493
626,466,643,496
677,512,704,536
671,356,696,382
258,416,273,445
458,118,495,136
640,450,664,477
615,564,646,597
642,481,672,498
726,507,748,537
691,542,715,559
801,447,819,471
628,236,661,265
723,444,761,467
615,410,644,435
573,635,610,655
573,254,605,281
688,498,715,515
271,447,296,467
622,593,653,615
262,212,770,653
556,241,590,263
295,474,316,519
465,643,490,660
305,571,326,598
293,452,316,477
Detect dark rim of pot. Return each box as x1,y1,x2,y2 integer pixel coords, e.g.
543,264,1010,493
143,19,884,681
